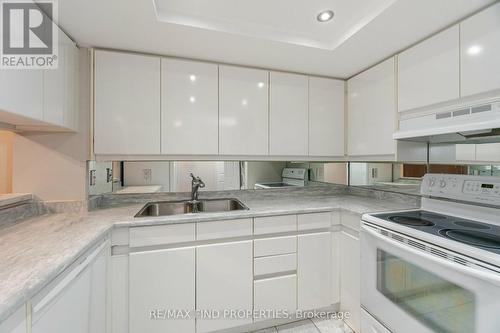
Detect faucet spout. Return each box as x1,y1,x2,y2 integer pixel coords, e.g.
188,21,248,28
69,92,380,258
190,173,206,204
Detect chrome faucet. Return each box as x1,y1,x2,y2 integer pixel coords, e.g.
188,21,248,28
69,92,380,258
191,173,205,202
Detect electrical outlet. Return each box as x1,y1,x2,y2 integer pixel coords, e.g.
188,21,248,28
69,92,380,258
143,169,152,184
89,170,96,186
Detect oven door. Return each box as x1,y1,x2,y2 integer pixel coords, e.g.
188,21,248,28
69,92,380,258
361,223,500,333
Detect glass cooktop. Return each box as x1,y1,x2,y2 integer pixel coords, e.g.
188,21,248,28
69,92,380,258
372,210,500,254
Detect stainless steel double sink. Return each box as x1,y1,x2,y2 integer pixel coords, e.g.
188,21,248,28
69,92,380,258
135,198,248,217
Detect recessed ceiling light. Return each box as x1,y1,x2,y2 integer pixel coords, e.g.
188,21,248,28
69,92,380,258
467,45,482,56
317,10,334,23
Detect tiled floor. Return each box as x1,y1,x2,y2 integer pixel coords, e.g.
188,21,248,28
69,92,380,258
249,318,354,333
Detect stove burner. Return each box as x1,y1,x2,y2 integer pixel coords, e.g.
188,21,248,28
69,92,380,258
439,229,500,249
453,221,492,230
388,216,435,227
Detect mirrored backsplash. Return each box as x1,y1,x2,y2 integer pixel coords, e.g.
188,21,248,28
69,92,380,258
88,159,500,197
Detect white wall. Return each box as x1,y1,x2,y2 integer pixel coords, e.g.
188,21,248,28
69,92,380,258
244,161,285,189
12,49,90,201
349,162,393,185
88,161,113,195
123,161,170,189
122,161,240,192
0,131,13,193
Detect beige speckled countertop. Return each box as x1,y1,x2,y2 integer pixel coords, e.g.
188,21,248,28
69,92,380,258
0,187,420,322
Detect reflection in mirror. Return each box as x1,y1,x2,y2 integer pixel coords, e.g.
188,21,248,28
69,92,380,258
87,160,349,196
349,162,422,195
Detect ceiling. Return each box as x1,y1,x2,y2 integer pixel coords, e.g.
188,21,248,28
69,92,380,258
152,0,397,50
57,0,496,78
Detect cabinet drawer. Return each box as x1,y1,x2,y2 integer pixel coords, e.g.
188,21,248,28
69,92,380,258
298,212,332,231
254,253,296,276
254,275,297,315
130,223,195,247
197,219,252,241
254,236,296,257
254,215,296,235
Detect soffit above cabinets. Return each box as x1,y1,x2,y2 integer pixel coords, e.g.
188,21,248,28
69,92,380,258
57,0,495,78
152,0,396,50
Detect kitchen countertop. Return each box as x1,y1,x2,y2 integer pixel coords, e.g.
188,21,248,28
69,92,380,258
0,187,420,322
0,194,33,209
115,185,163,194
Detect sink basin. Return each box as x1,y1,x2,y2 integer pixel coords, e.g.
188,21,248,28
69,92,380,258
135,198,248,217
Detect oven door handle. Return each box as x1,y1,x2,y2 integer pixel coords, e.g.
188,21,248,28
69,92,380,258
362,225,500,287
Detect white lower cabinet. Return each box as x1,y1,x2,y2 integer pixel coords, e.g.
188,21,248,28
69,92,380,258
0,306,26,333
31,242,107,333
254,275,297,321
340,231,360,333
297,232,332,310
129,247,196,333
196,241,253,333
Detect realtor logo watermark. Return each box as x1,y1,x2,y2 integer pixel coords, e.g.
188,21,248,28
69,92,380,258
0,0,58,69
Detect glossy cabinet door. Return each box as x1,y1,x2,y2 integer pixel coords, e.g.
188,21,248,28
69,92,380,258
461,2,500,97
196,241,253,333
269,72,308,156
0,306,26,333
297,232,332,310
94,50,161,155
89,248,107,333
32,266,91,333
398,25,460,111
62,31,79,131
219,66,269,156
340,231,360,333
309,77,345,157
129,247,196,333
347,58,396,157
0,68,43,122
43,30,78,129
161,59,218,155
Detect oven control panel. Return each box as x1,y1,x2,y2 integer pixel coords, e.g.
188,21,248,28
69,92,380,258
422,174,500,205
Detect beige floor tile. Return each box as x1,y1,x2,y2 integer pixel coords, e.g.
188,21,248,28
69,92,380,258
276,319,320,333
311,317,353,333
251,328,279,333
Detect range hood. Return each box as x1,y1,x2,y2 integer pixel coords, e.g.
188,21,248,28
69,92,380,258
394,96,500,144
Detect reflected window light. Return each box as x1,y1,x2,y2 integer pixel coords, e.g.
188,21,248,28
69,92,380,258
241,99,248,106
257,82,265,89
189,75,196,82
467,45,482,56
189,96,196,103
174,120,182,128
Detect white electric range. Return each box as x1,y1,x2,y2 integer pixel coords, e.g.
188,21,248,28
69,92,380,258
254,168,308,189
361,174,500,333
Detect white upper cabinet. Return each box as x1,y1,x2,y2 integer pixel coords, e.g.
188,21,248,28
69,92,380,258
347,58,396,157
219,66,269,156
0,16,77,131
460,2,500,97
309,77,345,157
398,25,460,112
44,30,78,129
161,59,218,155
94,50,161,155
269,72,308,156
0,68,43,123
